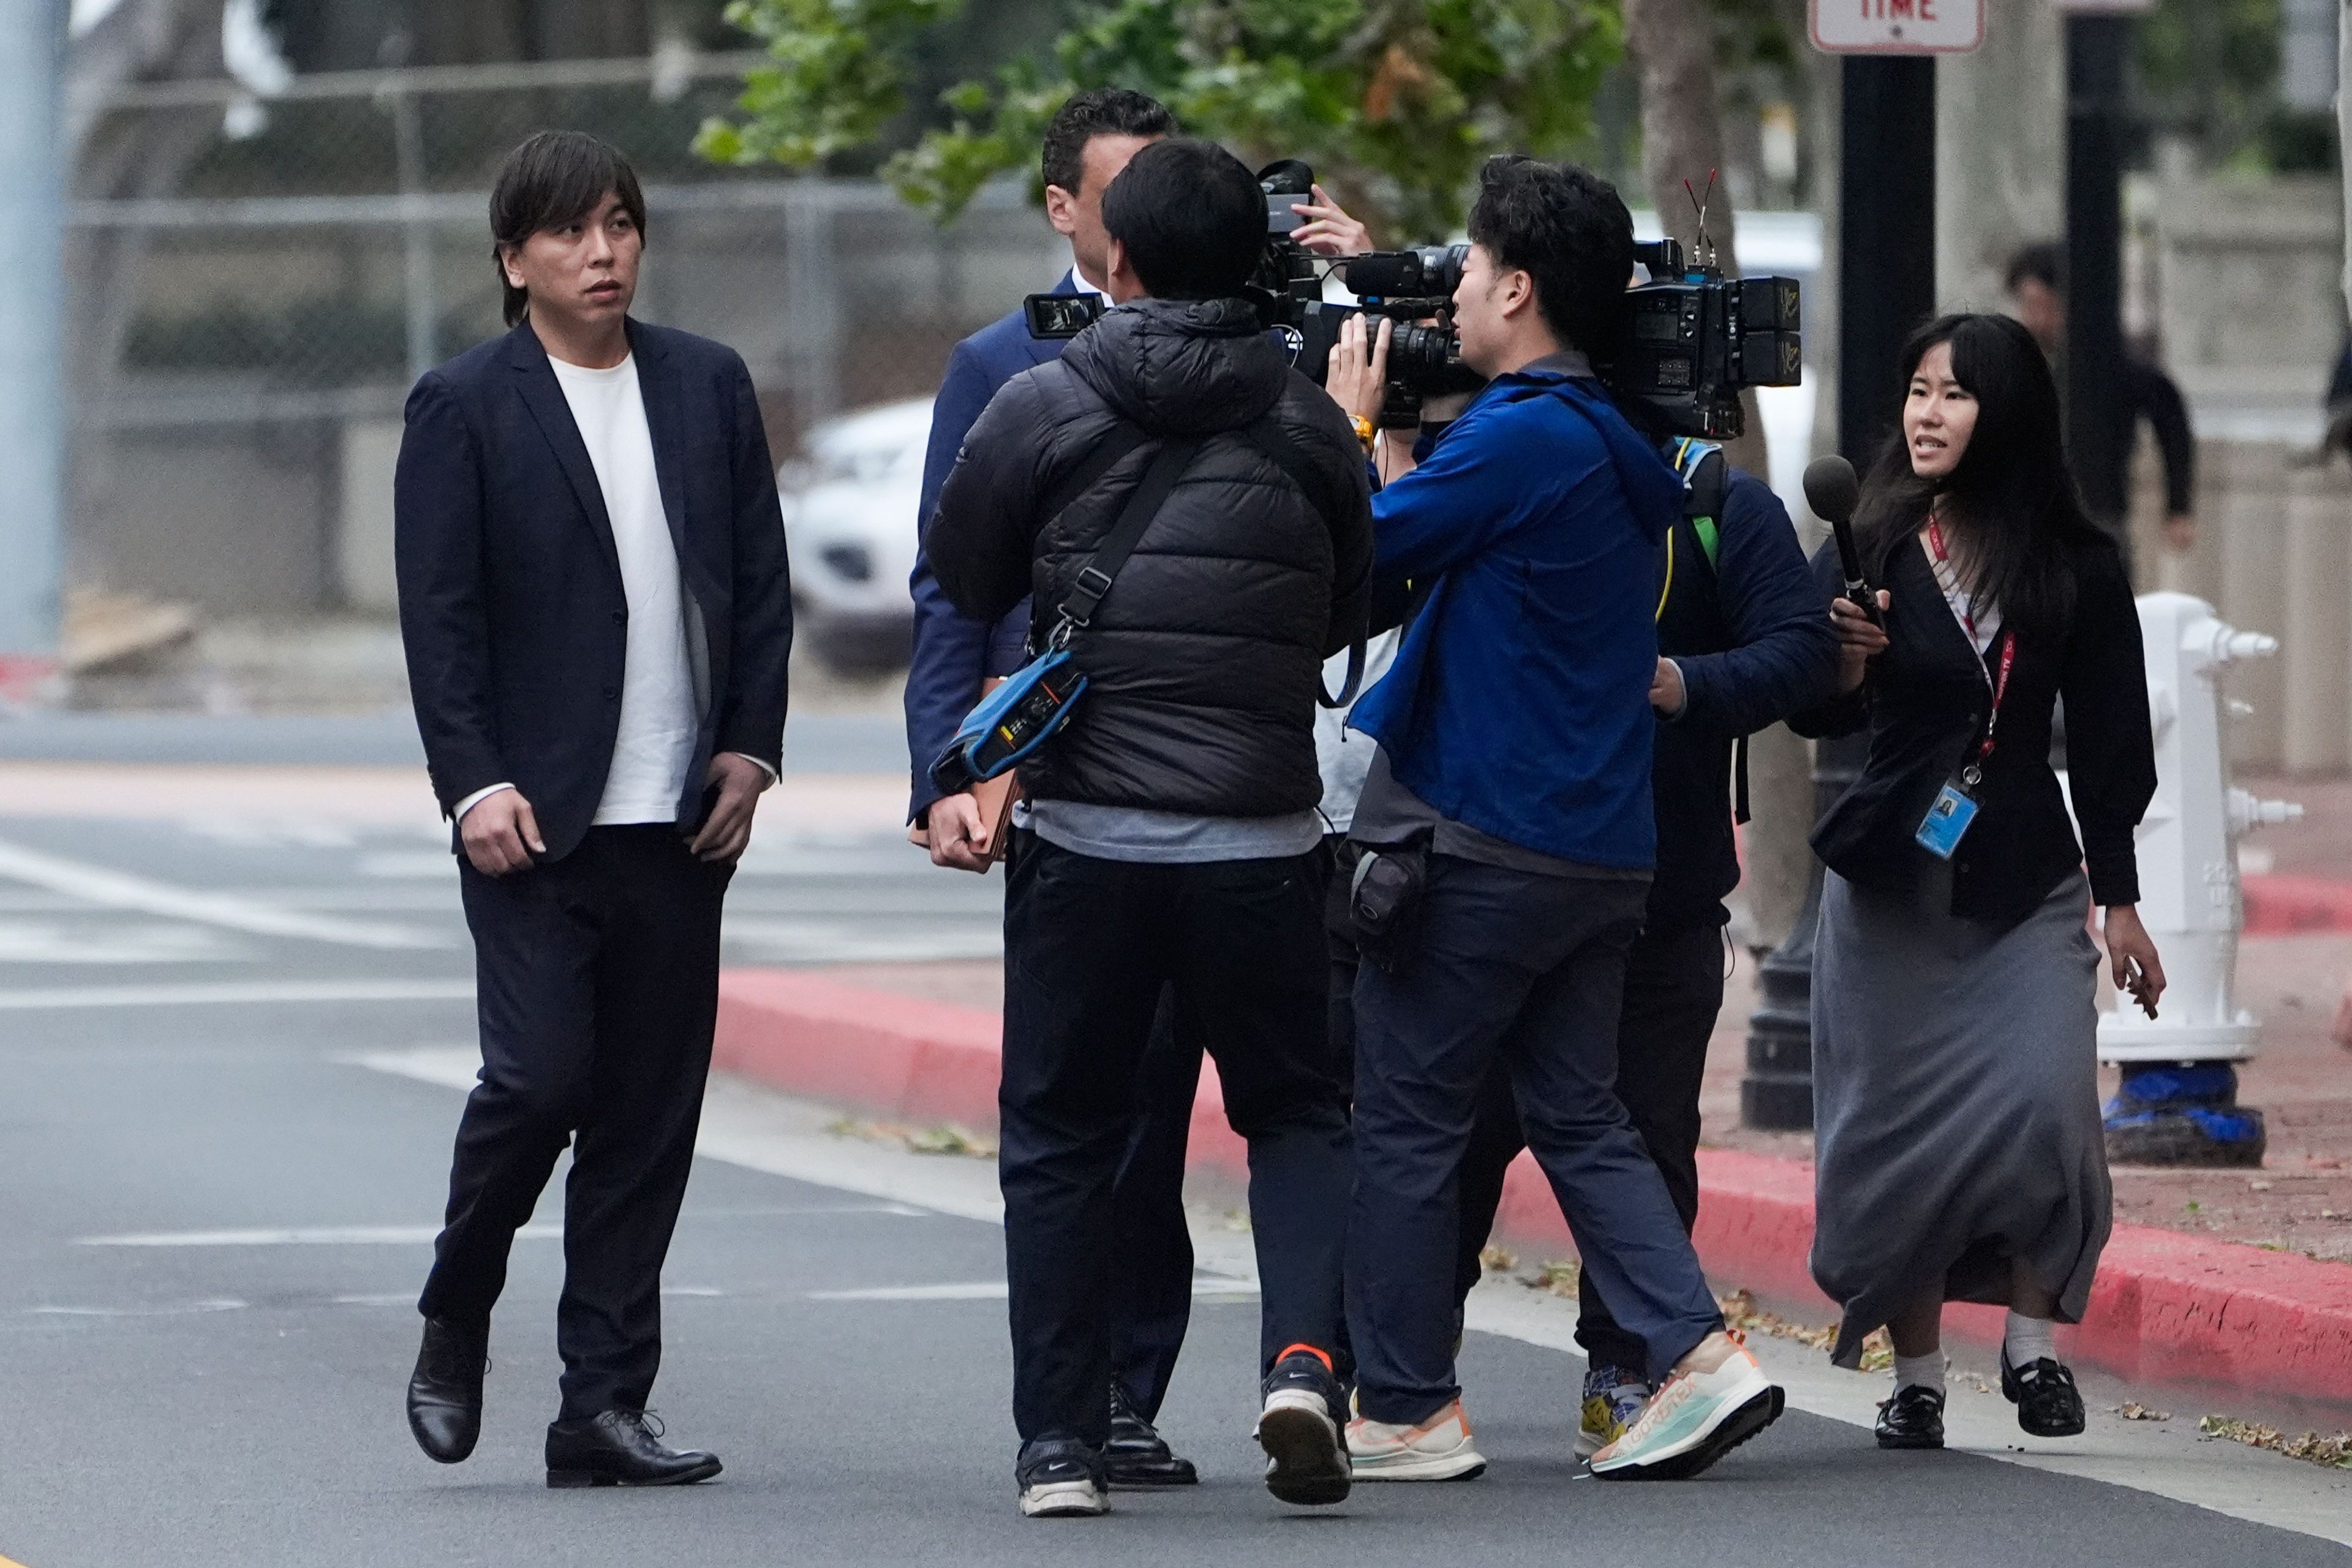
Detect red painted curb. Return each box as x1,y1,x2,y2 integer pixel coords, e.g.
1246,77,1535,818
715,967,2352,1410
2242,872,2352,935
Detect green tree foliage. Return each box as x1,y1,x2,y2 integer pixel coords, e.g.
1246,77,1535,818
2135,0,2304,170
696,0,1623,242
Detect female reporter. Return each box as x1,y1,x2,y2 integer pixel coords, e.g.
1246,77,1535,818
1793,313,2163,1451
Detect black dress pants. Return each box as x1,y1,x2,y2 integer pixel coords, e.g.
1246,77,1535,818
1451,917,1727,1374
1000,832,1352,1447
419,826,731,1420
1106,992,1202,1420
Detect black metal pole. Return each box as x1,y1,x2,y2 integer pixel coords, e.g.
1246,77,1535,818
2065,13,2132,538
1741,54,1939,1132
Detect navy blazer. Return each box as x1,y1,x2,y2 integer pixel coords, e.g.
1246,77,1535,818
903,276,1080,822
393,319,794,862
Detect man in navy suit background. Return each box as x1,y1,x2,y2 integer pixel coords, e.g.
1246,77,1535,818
394,131,793,1488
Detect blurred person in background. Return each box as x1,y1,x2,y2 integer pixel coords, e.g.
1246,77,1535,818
394,130,793,1488
1331,155,1784,1485
2005,242,2197,554
1792,312,2160,1452
927,137,1371,1518
900,88,1210,1491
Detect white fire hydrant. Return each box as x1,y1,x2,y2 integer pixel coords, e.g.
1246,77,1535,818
2094,592,2299,1165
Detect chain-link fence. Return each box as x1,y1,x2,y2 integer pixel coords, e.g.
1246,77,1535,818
67,52,1067,618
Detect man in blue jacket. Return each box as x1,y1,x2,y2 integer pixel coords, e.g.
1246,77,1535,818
899,88,1204,1490
1449,454,1838,1458
1336,156,1784,1484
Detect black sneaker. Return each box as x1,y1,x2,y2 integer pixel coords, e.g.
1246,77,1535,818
1257,1348,1351,1506
1106,1382,1197,1487
1874,1384,1947,1450
2000,1351,2087,1438
1016,1436,1107,1518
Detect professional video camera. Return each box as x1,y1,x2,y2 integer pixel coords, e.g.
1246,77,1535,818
1246,162,1485,428
1022,159,1803,438
1608,237,1803,439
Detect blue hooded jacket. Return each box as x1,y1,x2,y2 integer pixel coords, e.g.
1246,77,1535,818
1349,367,1684,869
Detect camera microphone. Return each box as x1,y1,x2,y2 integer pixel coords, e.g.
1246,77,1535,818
1803,454,1879,626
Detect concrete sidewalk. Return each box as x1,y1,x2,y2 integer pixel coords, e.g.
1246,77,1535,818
710,965,2352,1429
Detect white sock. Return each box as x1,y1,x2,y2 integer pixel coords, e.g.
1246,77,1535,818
1893,1351,1945,1395
2004,1311,2057,1366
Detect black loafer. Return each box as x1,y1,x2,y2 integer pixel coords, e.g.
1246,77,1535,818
1874,1383,1946,1450
407,1316,488,1464
546,1409,722,1487
1105,1382,1197,1487
2000,1351,2087,1438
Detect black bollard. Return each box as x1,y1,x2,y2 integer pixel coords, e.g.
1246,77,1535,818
1742,732,1865,1131
1741,52,1937,1133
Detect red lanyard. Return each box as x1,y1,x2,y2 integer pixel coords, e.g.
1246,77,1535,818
1926,518,2015,777
1924,518,1981,641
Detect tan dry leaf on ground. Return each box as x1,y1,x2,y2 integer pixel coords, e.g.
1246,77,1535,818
2118,1402,2172,1421
1480,1244,1518,1272
2197,1414,2352,1468
1521,1259,1581,1297
824,1117,997,1160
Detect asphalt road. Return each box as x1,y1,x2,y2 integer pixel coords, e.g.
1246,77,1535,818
0,754,2348,1565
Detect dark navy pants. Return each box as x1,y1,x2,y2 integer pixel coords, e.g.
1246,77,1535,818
1451,917,1728,1375
1347,854,1724,1422
1000,834,1352,1447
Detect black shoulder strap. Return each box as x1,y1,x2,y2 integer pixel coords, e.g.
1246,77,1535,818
1052,437,1201,633
1238,426,1365,709
1037,420,1153,527
1240,426,1341,533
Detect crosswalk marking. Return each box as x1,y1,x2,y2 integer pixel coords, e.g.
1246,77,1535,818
0,979,474,1010
0,836,448,951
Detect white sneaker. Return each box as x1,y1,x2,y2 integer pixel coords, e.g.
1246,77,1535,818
1018,1476,1108,1518
1346,1399,1488,1482
1258,1384,1352,1506
1589,1340,1783,1480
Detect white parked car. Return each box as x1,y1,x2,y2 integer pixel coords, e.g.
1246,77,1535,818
778,398,932,669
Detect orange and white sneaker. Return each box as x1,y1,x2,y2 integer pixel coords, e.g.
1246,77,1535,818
1589,1337,1783,1480
1345,1398,1488,1482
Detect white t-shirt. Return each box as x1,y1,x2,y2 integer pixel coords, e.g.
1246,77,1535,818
549,354,698,825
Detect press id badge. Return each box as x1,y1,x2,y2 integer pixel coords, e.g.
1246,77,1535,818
1915,772,1980,859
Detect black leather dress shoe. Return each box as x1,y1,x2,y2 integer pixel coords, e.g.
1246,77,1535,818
407,1316,488,1464
2000,1351,2087,1438
546,1410,723,1488
1874,1384,1946,1450
1105,1382,1197,1487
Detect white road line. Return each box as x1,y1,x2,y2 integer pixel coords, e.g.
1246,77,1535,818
806,1276,1257,1302
80,1223,557,1247
31,1298,247,1317
78,1203,927,1246
0,919,249,964
0,979,473,1010
807,1283,1009,1301
0,835,450,950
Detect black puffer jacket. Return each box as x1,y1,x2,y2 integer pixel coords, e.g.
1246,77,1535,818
927,297,1373,817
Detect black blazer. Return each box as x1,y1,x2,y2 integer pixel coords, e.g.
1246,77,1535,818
1790,525,2154,926
393,320,794,861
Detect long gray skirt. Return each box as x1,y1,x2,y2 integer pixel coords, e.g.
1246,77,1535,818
1809,864,2109,1367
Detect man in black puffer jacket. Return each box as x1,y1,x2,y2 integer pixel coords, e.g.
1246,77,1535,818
927,137,1372,1519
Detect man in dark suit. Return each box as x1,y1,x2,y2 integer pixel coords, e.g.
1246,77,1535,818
393,130,793,1488
900,89,1209,1490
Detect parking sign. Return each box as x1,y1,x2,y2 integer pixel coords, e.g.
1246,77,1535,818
1811,0,1986,53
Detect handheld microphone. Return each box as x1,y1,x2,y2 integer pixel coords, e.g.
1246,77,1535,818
1804,454,1879,626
